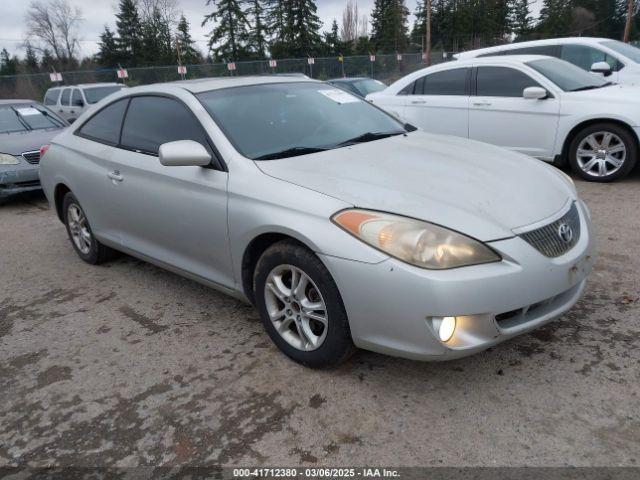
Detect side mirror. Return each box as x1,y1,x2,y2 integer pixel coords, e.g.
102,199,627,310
159,140,212,167
590,61,612,77
523,86,548,100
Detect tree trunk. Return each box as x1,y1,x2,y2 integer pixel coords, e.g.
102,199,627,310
624,0,634,42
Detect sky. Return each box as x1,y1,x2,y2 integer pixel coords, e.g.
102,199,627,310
0,0,543,59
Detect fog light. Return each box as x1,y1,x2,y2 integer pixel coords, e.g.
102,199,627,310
438,316,456,342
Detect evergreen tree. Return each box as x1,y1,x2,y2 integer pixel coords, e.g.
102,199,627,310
41,49,55,71
141,7,174,65
510,0,533,38
323,19,342,55
246,0,269,58
176,14,201,64
97,26,119,68
116,0,143,66
24,42,39,72
371,0,409,53
537,0,574,37
289,0,323,56
0,49,18,76
202,0,250,61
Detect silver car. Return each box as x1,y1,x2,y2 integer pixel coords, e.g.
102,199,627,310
39,76,595,368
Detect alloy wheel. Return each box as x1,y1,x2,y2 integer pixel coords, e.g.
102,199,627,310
264,264,328,351
67,203,92,255
576,131,626,178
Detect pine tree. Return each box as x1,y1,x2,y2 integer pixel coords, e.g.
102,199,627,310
537,0,574,37
0,49,17,75
176,14,201,64
510,0,533,38
141,7,174,65
371,0,409,53
246,0,268,58
202,0,250,61
41,49,55,71
323,19,342,55
97,26,119,68
24,42,39,72
289,0,323,56
116,0,143,66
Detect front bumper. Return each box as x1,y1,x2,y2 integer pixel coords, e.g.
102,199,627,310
0,161,41,197
319,200,596,361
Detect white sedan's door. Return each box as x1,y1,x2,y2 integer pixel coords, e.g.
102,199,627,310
469,66,560,161
400,67,470,138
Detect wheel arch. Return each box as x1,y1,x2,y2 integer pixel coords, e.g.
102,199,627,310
53,183,71,222
241,232,315,306
559,118,639,167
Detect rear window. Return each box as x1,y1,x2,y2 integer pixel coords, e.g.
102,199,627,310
83,86,125,104
44,89,60,106
77,99,129,145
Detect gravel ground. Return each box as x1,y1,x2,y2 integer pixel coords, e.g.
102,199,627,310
1,170,639,469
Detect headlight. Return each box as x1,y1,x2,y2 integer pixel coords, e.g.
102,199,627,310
0,153,20,165
332,209,501,269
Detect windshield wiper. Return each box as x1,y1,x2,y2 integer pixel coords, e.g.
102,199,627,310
332,130,405,148
254,146,328,160
569,82,613,92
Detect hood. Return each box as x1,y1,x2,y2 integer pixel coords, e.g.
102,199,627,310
568,83,640,104
256,132,575,241
0,128,66,156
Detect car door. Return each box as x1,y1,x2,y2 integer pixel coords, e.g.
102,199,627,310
58,88,72,120
69,88,85,122
468,65,560,161
109,95,233,289
400,67,470,138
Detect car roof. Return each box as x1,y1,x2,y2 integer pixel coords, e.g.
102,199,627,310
327,77,370,82
47,82,123,90
0,99,41,105
152,75,319,94
455,37,612,59
420,55,551,70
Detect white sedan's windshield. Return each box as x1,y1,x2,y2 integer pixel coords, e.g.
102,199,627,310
601,40,640,64
197,82,406,160
527,58,610,92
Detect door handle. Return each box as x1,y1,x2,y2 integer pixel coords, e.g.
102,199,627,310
107,170,124,182
473,102,492,107
411,100,427,104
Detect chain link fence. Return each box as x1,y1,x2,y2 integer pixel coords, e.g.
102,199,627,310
0,52,451,101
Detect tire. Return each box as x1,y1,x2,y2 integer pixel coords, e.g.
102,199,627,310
62,192,115,265
568,122,637,182
254,240,355,368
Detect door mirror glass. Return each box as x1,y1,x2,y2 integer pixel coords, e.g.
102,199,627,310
590,61,612,76
159,140,211,167
523,86,548,100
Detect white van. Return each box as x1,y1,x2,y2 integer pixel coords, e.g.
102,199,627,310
43,83,127,123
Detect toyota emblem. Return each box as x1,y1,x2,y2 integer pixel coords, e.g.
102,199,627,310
557,223,573,244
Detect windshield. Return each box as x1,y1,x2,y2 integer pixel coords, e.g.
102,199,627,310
526,58,609,92
0,105,65,133
197,82,406,160
84,86,124,104
601,40,640,64
352,79,387,96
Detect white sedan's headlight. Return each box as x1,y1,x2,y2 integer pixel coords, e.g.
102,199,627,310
0,153,20,165
332,209,501,269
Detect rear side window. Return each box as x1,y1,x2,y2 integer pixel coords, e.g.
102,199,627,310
72,89,84,106
120,96,210,156
421,68,468,95
503,45,561,57
77,98,129,145
60,88,71,106
44,89,60,106
476,67,542,97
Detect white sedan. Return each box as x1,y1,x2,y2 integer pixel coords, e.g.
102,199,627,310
368,55,640,182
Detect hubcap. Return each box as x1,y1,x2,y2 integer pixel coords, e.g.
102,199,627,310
67,204,92,255
576,131,626,177
264,265,328,351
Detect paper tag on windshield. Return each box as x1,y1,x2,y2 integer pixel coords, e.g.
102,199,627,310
16,107,41,116
318,89,360,104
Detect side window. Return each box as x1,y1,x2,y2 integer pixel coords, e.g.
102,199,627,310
476,66,542,97
422,68,468,95
71,89,84,106
120,96,211,156
503,45,561,57
77,98,129,145
44,89,60,106
60,88,71,106
561,44,621,72
398,81,416,95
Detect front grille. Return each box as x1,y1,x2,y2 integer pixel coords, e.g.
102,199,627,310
21,151,41,164
519,203,580,258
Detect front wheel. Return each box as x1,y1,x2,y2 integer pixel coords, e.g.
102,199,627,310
254,240,355,368
568,123,637,182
